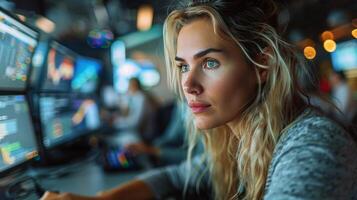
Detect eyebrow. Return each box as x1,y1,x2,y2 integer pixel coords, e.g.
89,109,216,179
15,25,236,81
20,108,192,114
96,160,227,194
175,48,224,62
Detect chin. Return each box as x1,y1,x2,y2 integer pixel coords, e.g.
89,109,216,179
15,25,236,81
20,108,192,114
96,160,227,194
194,118,220,130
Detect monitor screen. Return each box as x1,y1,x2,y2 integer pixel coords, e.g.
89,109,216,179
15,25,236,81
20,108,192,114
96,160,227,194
331,40,357,71
72,56,102,94
71,97,100,134
39,94,100,148
39,94,73,148
41,41,76,92
0,9,38,91
0,95,38,173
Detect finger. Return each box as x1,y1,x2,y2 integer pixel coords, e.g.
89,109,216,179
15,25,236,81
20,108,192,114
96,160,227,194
96,191,108,196
40,191,57,200
96,190,113,198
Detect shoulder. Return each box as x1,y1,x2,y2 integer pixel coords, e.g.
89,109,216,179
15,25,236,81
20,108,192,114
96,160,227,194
276,109,354,154
272,109,357,169
265,109,357,199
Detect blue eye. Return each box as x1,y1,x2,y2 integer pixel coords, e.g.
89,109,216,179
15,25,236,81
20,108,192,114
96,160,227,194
178,64,190,73
205,59,219,69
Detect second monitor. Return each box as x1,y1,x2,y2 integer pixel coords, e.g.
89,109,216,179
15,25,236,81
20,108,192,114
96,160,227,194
39,94,101,149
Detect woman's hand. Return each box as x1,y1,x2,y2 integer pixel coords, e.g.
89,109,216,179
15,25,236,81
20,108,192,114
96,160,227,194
97,180,155,200
125,142,160,156
40,192,73,200
40,191,100,200
39,180,155,200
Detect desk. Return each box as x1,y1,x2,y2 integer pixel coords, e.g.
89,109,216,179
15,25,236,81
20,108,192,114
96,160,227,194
24,160,145,200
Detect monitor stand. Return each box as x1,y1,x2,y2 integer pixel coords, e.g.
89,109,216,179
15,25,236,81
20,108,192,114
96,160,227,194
33,136,96,167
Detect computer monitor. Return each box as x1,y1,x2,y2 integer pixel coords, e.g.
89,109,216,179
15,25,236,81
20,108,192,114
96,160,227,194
0,95,38,176
72,56,102,94
331,39,357,71
41,41,76,92
0,8,39,91
39,94,100,148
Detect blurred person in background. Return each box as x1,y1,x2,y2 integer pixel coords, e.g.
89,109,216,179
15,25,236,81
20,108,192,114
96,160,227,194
100,85,120,129
41,0,357,199
125,101,189,166
113,78,149,130
101,85,119,110
112,77,158,144
329,70,357,123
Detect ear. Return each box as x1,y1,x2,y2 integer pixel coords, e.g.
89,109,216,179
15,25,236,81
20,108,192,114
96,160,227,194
258,67,268,84
256,47,271,84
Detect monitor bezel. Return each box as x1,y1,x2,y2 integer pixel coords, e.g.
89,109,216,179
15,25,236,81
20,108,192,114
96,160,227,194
0,7,40,92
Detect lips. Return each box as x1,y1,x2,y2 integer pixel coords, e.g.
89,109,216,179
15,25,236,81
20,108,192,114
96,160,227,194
188,101,211,113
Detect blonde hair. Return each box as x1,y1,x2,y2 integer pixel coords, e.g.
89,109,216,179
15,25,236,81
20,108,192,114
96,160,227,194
163,1,308,199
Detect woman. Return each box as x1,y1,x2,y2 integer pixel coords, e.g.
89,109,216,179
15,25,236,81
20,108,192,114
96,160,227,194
42,0,357,199
113,77,158,143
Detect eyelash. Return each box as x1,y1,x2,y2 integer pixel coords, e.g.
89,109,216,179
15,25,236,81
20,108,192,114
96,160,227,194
203,59,220,70
176,58,220,73
176,64,190,73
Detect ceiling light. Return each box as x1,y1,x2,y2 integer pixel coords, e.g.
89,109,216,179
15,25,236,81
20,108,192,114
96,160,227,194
321,31,334,41
16,14,26,22
304,46,316,60
352,29,357,39
323,39,336,53
137,4,153,31
35,17,55,33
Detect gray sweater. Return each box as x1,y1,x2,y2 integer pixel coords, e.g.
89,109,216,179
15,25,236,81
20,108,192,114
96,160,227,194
138,109,357,199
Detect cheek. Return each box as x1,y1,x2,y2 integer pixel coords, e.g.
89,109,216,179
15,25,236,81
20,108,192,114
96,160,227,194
180,77,186,95
212,70,256,108
208,78,231,97
213,71,244,94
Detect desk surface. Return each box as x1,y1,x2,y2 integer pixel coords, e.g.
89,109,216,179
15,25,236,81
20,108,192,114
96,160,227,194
25,160,145,200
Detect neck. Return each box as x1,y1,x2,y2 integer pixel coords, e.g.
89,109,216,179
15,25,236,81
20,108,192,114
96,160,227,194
226,116,242,136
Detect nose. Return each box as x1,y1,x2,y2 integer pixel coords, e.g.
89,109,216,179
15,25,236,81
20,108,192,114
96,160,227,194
182,69,203,95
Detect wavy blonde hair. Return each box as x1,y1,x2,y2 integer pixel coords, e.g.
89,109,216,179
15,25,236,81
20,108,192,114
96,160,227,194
163,0,308,199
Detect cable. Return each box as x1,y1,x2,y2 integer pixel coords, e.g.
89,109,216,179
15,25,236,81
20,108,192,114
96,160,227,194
29,149,101,180
5,150,101,199
5,176,46,199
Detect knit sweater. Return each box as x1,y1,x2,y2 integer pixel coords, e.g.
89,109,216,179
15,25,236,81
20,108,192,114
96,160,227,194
139,109,357,199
